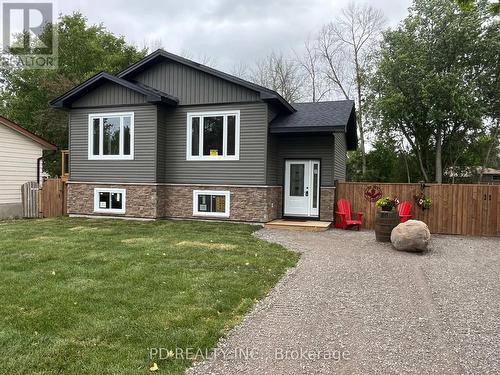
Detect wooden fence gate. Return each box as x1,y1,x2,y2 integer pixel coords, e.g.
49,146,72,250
21,181,40,218
39,178,67,218
336,182,499,236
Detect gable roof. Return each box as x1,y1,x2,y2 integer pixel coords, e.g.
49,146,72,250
270,100,358,151
481,168,500,175
117,49,295,114
0,116,57,150
50,71,179,108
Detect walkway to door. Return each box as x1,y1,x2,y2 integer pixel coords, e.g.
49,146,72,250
188,229,499,375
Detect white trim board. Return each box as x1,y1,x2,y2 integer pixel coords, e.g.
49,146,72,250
67,181,284,188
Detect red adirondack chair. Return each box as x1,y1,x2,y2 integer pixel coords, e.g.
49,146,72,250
335,199,363,230
399,201,413,223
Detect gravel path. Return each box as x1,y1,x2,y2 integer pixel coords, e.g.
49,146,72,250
187,229,500,375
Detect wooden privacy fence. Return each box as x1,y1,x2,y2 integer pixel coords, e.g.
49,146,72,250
39,178,67,218
336,182,499,236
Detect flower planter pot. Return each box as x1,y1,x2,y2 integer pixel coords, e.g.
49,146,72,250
375,209,399,242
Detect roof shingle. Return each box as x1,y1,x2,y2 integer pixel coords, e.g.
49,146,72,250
270,100,357,151
271,100,354,130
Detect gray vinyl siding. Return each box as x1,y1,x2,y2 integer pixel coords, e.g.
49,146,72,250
265,105,279,184
134,61,260,105
157,102,268,185
266,134,336,186
266,134,279,185
72,82,148,108
333,132,347,182
156,106,168,182
69,105,157,182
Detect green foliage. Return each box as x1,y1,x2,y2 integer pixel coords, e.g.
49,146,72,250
421,196,432,209
0,13,146,176
375,196,399,210
414,192,432,209
347,139,420,182
456,0,500,15
0,218,298,374
369,0,499,182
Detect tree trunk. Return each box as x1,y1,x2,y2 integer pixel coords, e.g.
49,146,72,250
357,90,367,177
416,149,430,182
478,121,499,183
435,130,443,184
354,51,366,176
402,150,411,183
400,127,429,182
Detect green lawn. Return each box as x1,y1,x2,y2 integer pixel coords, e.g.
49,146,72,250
0,218,298,374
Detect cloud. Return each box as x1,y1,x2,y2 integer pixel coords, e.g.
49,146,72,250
57,0,411,71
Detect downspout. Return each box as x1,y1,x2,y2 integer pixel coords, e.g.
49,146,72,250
37,156,43,185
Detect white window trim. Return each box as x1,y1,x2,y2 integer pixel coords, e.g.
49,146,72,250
93,188,126,214
88,112,135,160
186,110,240,161
192,190,231,218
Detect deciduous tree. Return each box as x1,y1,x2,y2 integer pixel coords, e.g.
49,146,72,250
370,0,497,183
0,13,146,176
249,52,303,103
317,3,385,176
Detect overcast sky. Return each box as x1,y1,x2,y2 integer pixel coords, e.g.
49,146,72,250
56,0,413,71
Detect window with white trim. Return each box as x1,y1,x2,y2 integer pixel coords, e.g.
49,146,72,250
187,111,240,160
94,188,126,214
193,190,230,218
89,112,134,160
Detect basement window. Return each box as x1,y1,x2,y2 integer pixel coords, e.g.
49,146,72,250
94,188,126,214
186,111,240,161
192,190,230,218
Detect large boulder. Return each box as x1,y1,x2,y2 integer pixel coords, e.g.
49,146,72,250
390,220,431,252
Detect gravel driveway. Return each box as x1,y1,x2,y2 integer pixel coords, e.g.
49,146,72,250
188,229,499,375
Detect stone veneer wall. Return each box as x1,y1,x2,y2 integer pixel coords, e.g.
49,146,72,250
159,185,283,222
320,186,336,221
266,186,282,222
67,183,335,222
67,183,159,218
67,183,283,223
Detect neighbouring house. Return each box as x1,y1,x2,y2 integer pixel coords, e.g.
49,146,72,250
446,166,500,184
0,116,57,219
479,168,500,185
50,50,357,222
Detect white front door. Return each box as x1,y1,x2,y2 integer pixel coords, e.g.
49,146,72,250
284,160,320,217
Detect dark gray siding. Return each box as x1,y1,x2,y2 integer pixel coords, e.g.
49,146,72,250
69,105,157,182
266,134,335,186
333,132,347,182
266,134,279,185
157,102,268,185
156,106,168,182
134,61,260,105
72,82,148,108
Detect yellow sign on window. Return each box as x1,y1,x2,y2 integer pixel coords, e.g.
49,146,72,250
210,149,219,156
215,196,226,213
